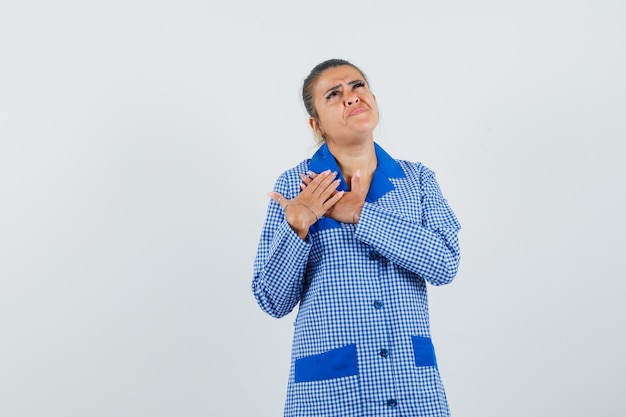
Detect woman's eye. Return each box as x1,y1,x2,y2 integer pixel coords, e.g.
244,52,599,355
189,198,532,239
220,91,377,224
325,90,340,100
353,81,365,89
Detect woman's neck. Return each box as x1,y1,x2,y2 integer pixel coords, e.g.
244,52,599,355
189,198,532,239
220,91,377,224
326,140,377,192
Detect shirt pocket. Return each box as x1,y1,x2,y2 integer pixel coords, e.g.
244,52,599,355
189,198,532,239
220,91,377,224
289,374,362,417
295,344,358,383
411,336,438,368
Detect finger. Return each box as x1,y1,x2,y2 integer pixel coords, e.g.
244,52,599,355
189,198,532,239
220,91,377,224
299,173,313,184
311,172,340,198
318,178,342,201
299,173,313,190
306,169,333,194
299,180,316,190
322,189,345,209
351,169,362,194
267,191,287,207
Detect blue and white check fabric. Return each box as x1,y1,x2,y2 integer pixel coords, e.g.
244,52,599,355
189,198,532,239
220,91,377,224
253,143,461,417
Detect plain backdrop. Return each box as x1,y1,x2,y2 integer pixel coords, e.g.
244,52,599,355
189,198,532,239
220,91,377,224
1,1,625,416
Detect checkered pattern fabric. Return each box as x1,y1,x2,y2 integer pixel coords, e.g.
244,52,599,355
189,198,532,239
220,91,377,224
253,143,461,417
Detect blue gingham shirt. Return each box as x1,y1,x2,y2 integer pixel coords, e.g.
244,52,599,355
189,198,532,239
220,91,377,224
253,143,461,417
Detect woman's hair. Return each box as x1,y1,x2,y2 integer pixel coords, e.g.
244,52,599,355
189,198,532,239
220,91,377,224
302,58,370,120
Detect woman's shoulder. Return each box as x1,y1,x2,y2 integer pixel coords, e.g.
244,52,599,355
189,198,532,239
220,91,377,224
276,159,310,180
395,159,435,181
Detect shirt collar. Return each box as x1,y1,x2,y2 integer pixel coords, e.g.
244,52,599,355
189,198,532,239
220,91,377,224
308,142,406,202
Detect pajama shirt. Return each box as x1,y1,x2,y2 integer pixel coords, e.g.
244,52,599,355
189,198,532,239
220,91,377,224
253,142,461,417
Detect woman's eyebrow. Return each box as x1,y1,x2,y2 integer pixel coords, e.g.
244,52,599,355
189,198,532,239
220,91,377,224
323,80,364,96
323,84,342,96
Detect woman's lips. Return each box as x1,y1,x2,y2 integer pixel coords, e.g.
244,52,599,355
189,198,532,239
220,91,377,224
348,107,366,117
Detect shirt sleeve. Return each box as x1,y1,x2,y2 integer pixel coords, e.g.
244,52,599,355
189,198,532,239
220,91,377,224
354,165,461,286
252,172,312,318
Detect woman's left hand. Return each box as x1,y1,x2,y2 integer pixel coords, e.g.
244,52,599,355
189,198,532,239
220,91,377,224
300,170,365,224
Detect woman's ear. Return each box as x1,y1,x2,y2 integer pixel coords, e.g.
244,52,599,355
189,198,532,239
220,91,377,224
309,117,325,141
309,117,322,135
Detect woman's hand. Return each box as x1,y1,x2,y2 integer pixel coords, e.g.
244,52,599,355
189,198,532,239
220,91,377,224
300,170,365,224
268,170,344,239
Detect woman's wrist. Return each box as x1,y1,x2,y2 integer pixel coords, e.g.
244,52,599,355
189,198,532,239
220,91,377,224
352,203,363,224
284,202,319,221
284,203,319,240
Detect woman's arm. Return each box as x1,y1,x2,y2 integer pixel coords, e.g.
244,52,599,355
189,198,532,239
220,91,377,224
251,172,312,318
355,165,461,286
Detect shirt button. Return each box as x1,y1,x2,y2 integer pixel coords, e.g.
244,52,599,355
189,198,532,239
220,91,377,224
387,399,397,408
379,349,389,358
369,251,379,260
373,300,383,309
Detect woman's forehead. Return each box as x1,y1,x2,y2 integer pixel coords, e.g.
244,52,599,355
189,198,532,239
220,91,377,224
315,66,364,90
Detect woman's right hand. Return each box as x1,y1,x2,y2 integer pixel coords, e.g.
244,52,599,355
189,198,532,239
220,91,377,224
268,170,344,239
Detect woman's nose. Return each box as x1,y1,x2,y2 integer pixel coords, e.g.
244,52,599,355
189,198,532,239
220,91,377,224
345,95,359,106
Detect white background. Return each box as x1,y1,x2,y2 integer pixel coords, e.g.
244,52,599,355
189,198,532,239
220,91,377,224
1,1,625,416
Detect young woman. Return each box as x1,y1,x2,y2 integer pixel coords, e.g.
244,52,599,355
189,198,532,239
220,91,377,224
253,58,461,417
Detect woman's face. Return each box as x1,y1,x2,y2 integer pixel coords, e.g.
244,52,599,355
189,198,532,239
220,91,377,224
310,65,379,145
